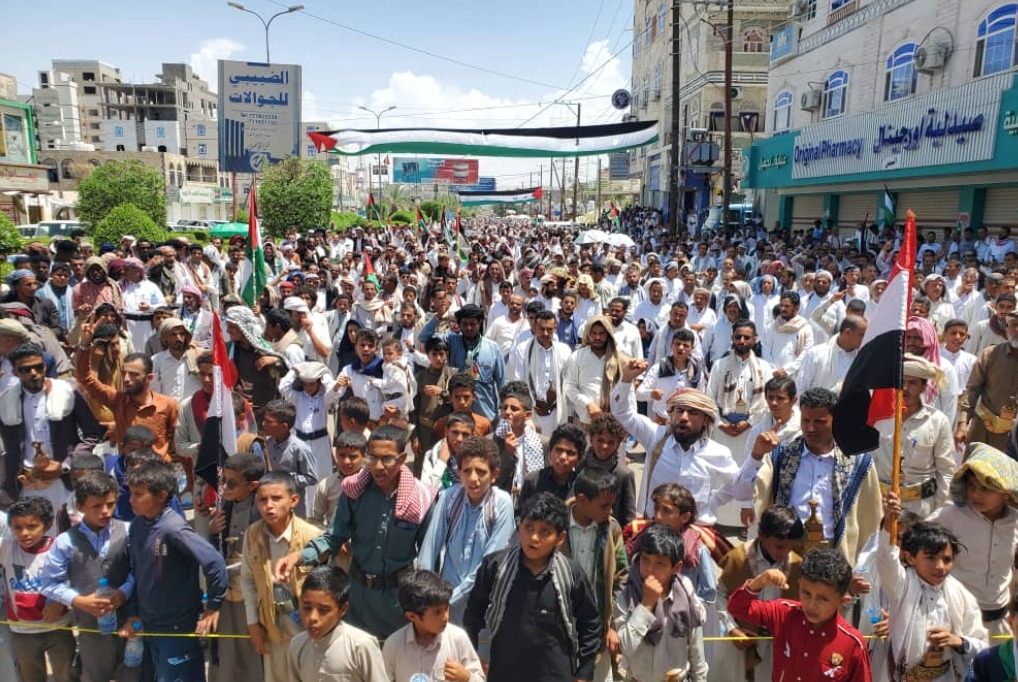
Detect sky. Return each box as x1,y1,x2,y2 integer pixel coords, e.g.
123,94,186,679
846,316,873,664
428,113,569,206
1,0,634,187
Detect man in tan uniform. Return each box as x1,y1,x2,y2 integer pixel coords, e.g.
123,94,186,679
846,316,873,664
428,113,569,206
957,309,1018,451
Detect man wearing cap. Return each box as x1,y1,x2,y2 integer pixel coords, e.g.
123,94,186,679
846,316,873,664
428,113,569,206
4,270,62,340
420,303,504,422
179,284,213,350
633,278,669,328
533,275,560,316
151,318,203,402
120,256,164,352
958,308,1018,451
804,270,842,344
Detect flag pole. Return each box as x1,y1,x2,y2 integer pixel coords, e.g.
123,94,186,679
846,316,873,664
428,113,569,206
889,387,904,546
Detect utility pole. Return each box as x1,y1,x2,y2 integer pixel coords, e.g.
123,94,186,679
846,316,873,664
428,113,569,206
596,156,602,213
667,0,683,235
722,0,735,238
572,103,581,220
359,105,396,218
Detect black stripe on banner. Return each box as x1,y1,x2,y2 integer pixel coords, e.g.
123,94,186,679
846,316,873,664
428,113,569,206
319,120,658,140
833,329,903,455
455,187,540,197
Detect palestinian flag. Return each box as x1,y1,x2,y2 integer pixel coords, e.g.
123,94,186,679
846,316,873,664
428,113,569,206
880,186,895,228
240,186,266,307
366,192,378,221
833,209,917,455
416,206,427,229
456,186,542,206
307,120,659,158
610,202,621,232
363,249,379,287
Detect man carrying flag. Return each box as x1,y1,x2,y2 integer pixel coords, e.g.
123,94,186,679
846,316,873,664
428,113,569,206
609,202,621,232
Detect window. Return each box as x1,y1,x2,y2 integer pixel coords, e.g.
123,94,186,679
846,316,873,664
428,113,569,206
645,17,652,46
773,91,793,132
743,27,766,52
89,122,100,130
823,70,848,118
642,75,650,104
88,109,99,116
61,159,73,179
884,43,918,101
805,0,817,20
654,62,663,95
40,73,48,85
83,86,96,95
975,4,1018,77
831,0,850,9
82,72,95,82
658,4,668,39
634,28,642,56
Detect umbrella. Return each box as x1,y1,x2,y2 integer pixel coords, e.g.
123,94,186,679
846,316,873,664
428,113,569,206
210,222,249,238
576,228,609,245
605,233,636,248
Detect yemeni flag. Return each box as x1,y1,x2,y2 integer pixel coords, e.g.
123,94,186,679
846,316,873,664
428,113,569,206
455,186,542,206
610,202,621,232
194,310,239,545
833,209,917,455
240,186,266,307
879,186,895,228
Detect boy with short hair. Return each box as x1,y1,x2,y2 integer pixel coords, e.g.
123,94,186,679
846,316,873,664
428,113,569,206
288,566,388,682
418,437,515,623
613,524,708,682
517,423,586,511
464,492,602,682
578,413,637,527
414,336,456,467
57,453,106,531
491,380,547,496
371,337,416,425
728,547,871,681
122,460,228,682
309,430,366,530
261,398,319,517
338,396,372,438
241,471,322,682
433,372,493,439
421,411,476,491
382,569,485,682
1,497,74,682
39,471,135,682
564,467,629,682
968,594,1018,681
109,424,155,521
208,452,266,682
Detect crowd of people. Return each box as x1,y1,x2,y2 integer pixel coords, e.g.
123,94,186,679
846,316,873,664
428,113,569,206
0,208,1015,682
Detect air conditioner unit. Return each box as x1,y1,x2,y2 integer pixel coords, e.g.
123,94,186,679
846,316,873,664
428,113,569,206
688,127,709,142
652,89,661,101
916,44,948,72
730,87,744,100
800,89,822,110
789,0,809,18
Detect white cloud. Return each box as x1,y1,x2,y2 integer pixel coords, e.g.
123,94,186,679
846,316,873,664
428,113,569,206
190,38,246,83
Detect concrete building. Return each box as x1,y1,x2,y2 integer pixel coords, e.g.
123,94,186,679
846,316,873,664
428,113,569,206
48,59,123,147
629,0,786,221
0,94,51,223
747,0,1018,232
33,71,84,150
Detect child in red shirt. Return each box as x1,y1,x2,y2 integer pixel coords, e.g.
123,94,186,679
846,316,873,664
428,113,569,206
728,547,871,682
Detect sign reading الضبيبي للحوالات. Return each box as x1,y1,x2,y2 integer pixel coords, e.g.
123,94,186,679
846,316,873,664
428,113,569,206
791,73,1011,180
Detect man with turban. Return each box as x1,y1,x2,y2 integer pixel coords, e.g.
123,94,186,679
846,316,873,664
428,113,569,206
179,283,213,349
564,315,629,427
4,269,62,340
904,316,962,427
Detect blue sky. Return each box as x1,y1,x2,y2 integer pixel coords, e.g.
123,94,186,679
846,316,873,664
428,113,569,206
1,0,634,184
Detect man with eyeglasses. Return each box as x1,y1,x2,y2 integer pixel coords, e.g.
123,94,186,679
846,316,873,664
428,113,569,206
0,342,103,503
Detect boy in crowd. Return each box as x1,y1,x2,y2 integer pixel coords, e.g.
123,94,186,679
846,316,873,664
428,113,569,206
39,471,135,682
517,423,586,510
578,413,638,527
464,492,602,682
208,452,266,682
613,524,708,682
56,453,105,531
418,437,515,623
122,460,228,682
563,467,628,682
372,337,416,426
278,361,338,505
491,381,547,497
414,336,456,468
261,398,319,517
1,497,74,682
108,425,155,521
338,396,373,438
420,411,476,491
309,430,366,532
433,372,493,439
728,547,871,681
288,566,388,682
382,570,485,682
968,594,1018,680
241,471,323,682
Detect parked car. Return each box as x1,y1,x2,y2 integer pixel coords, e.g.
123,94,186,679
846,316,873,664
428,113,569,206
170,219,217,231
15,224,38,238
30,220,90,240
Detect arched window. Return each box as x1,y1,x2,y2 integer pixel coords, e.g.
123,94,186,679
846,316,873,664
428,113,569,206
823,70,849,119
60,159,73,179
975,4,1018,76
884,43,917,101
169,169,176,187
773,91,793,132
743,27,766,53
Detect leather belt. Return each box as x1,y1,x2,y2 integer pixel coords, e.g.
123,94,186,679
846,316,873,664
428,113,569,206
879,479,936,501
534,400,557,417
295,428,328,441
982,606,1008,622
349,562,409,590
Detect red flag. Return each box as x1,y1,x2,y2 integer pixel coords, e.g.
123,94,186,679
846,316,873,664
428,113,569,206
211,310,237,390
363,249,376,278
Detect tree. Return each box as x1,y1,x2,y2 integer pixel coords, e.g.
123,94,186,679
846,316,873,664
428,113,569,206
258,158,332,239
77,160,166,229
92,204,167,247
0,212,24,256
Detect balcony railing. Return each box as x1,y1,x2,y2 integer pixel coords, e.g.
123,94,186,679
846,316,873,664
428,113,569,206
828,0,858,26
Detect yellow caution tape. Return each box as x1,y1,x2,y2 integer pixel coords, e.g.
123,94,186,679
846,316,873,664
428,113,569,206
0,619,251,639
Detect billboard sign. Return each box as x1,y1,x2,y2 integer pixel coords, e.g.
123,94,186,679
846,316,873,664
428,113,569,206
609,152,630,179
451,177,496,192
393,157,479,184
218,60,302,173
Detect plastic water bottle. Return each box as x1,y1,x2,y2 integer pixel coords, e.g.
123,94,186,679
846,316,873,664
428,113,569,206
96,578,118,635
174,464,192,509
123,622,144,667
201,592,209,612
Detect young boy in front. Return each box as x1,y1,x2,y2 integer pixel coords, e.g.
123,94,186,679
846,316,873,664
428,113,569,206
122,460,228,682
464,492,602,682
418,436,515,623
563,467,629,682
39,471,136,682
613,524,708,682
420,411,476,491
288,565,388,682
728,547,871,682
208,452,266,682
433,371,493,439
309,430,366,530
382,569,484,682
517,423,586,511
0,497,74,682
578,413,638,527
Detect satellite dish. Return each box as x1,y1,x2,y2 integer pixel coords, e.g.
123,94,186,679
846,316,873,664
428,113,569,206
611,89,632,110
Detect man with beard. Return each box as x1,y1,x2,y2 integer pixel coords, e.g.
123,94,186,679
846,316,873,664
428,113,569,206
36,262,75,334
0,342,103,502
563,315,628,427
606,297,642,360
120,257,164,352
508,310,571,435
75,324,179,460
420,304,504,421
614,264,646,320
485,293,527,358
796,315,867,392
391,302,428,369
762,292,814,377
751,387,881,565
151,318,203,402
958,308,1018,451
179,284,214,349
148,245,183,305
647,300,702,366
224,306,286,420
4,270,62,340
803,270,842,344
554,290,581,351
904,316,962,428
533,275,560,315
633,278,669,328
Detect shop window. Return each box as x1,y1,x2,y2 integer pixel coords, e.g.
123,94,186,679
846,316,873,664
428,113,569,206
823,70,848,119
743,27,766,53
773,91,793,132
975,4,1018,76
884,43,918,101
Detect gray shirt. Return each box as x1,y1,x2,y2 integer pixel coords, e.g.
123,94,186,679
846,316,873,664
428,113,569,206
265,435,318,517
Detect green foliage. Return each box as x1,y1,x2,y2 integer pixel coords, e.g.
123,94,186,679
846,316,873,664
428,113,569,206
173,230,209,245
234,209,249,224
0,212,25,255
77,160,166,229
258,158,333,239
418,201,446,222
92,204,167,246
390,209,414,225
330,211,366,231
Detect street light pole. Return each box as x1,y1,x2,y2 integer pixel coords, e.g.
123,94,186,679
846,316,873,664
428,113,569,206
359,105,397,219
227,2,305,63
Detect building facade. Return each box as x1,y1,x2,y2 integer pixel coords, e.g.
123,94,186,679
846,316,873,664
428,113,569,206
33,71,83,150
747,0,1018,232
48,60,123,147
0,94,50,223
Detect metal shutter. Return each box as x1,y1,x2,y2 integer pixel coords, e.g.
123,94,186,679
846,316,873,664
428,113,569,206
982,187,1018,229
792,194,824,228
895,190,959,229
838,193,876,230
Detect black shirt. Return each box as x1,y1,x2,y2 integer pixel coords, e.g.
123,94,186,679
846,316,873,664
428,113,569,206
517,466,576,513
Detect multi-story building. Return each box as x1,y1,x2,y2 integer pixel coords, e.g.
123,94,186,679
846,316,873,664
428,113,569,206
33,71,83,150
629,0,786,222
747,0,1018,232
48,59,123,147
0,87,50,223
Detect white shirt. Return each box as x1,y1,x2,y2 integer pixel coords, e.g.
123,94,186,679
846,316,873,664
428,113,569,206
633,299,669,327
940,345,976,392
151,351,203,403
613,320,644,360
789,446,837,539
763,318,814,373
563,346,610,424
636,359,703,421
797,337,857,392
733,408,802,505
485,314,527,358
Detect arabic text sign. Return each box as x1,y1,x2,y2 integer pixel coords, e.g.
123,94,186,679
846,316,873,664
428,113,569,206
791,73,1009,180
218,60,301,173
392,157,479,184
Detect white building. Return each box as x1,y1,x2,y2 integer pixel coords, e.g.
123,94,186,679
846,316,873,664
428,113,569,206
48,60,123,147
33,71,83,150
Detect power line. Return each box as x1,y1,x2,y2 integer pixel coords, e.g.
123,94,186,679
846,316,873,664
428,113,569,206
564,0,607,90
